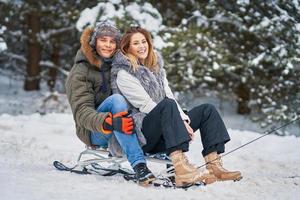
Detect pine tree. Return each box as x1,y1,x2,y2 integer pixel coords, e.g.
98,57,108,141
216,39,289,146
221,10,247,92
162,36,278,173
0,0,97,91
161,0,300,126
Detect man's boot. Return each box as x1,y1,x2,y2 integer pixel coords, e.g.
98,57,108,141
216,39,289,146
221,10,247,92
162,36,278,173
170,150,217,187
133,163,156,186
204,151,242,181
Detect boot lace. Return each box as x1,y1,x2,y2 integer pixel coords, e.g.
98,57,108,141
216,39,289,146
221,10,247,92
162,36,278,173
215,156,228,172
217,156,223,166
210,155,223,166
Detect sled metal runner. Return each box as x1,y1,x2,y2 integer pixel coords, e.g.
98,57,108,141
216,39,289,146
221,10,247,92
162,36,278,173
53,147,186,188
76,147,174,176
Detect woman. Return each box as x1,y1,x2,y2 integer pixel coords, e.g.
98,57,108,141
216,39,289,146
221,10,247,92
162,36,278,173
65,22,154,185
111,27,242,187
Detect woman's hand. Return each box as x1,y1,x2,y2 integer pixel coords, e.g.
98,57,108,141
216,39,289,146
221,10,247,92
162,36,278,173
183,121,194,141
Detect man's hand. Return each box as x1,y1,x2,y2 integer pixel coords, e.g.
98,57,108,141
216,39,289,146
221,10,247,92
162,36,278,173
103,111,134,134
184,120,194,142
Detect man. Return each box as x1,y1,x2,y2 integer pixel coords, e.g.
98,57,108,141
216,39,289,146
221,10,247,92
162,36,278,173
65,22,154,185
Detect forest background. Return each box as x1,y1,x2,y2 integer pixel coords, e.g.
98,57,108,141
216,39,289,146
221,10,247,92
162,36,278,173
0,0,299,135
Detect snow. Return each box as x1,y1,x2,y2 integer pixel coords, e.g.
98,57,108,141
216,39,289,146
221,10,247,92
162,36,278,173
40,26,75,41
203,76,216,82
293,0,300,10
0,75,70,115
260,17,271,28
0,40,7,52
126,2,162,32
76,3,112,31
125,2,167,49
0,26,7,52
76,2,167,49
0,113,299,200
237,0,250,5
250,52,265,65
212,62,220,70
0,77,299,199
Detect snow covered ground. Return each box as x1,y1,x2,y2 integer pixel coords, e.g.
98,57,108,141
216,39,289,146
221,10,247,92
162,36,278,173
0,75,299,200
0,75,70,115
0,113,299,200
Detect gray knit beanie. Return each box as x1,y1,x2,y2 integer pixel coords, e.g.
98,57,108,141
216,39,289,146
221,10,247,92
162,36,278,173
89,21,121,50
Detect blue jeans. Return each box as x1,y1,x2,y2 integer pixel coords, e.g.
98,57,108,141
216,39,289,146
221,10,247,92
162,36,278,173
90,94,145,168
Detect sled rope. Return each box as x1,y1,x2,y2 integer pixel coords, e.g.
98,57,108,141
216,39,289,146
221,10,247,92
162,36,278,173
197,116,300,169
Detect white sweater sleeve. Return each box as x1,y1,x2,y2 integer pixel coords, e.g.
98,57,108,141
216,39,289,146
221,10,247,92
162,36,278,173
116,70,157,113
163,73,191,123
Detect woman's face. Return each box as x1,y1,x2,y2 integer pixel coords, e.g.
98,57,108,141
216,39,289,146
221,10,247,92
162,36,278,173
128,32,149,61
96,36,117,58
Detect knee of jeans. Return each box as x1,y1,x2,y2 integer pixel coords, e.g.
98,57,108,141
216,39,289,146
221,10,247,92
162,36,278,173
111,94,128,113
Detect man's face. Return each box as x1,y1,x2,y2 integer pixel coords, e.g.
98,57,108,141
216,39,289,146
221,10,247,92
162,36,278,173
96,36,117,58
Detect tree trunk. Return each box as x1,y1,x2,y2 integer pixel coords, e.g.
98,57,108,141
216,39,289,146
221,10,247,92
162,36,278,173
235,83,251,114
24,12,41,91
48,43,60,92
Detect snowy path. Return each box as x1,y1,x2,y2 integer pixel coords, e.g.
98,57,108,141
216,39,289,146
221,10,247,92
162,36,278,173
0,113,299,200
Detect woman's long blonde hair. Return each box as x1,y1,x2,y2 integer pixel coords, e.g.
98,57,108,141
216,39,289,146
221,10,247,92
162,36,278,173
120,26,158,71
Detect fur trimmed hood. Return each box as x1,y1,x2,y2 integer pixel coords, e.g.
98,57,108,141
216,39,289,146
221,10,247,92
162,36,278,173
79,27,102,67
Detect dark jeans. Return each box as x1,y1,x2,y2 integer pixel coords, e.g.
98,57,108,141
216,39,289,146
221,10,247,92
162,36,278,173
142,98,230,156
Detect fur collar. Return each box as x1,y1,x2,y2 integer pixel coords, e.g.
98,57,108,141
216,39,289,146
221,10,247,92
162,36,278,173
112,50,164,71
80,27,102,67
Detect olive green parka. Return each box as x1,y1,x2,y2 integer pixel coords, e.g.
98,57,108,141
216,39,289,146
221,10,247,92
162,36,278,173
65,27,112,147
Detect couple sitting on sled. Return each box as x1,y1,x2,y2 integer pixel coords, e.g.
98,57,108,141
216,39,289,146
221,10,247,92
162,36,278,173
65,21,242,187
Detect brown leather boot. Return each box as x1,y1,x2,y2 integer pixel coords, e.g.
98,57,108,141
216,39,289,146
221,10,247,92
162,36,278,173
170,150,217,187
204,152,242,181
